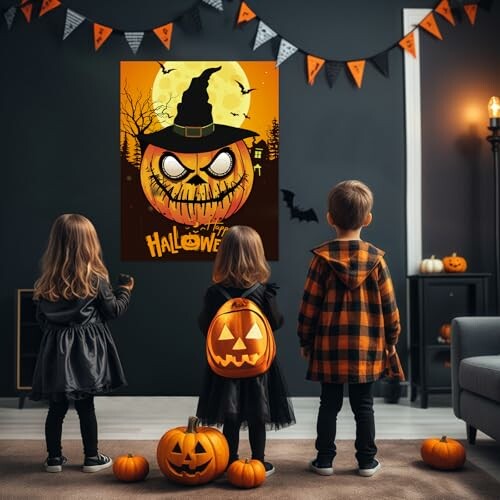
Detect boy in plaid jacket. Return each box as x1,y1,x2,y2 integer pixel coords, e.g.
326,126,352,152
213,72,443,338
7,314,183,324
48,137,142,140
298,180,401,477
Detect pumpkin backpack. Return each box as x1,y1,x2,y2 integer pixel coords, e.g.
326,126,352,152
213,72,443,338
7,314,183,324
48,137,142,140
206,284,276,378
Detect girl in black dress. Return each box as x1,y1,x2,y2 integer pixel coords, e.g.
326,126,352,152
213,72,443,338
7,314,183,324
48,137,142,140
196,226,295,476
31,214,133,473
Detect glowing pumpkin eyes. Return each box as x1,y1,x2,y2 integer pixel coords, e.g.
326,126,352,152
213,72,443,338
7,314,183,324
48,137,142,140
161,154,190,180
206,150,234,178
217,324,263,340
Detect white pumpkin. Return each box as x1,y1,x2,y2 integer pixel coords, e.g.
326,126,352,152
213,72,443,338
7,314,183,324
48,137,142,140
420,255,444,273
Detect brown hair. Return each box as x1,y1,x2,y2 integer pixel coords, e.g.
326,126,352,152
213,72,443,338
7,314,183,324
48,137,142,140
328,180,373,230
34,214,109,301
212,225,270,288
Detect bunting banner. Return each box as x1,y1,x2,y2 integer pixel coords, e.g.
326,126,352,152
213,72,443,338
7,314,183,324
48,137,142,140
237,1,256,25
94,23,113,51
419,12,443,40
253,21,277,51
276,38,298,67
201,0,223,11
125,31,144,54
464,4,478,25
20,1,32,22
347,60,366,88
39,0,61,18
153,23,173,50
435,0,455,26
63,9,85,40
325,61,343,88
4,6,16,29
370,52,389,77
306,55,324,85
399,32,417,58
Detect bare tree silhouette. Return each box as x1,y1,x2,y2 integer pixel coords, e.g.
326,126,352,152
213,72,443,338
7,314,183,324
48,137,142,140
267,117,279,161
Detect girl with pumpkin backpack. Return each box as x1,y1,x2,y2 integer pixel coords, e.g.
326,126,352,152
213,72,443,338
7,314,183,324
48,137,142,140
196,226,295,477
30,214,133,473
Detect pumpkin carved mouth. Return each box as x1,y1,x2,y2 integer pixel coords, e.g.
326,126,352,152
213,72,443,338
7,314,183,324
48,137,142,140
213,353,261,367
148,161,247,205
167,458,212,475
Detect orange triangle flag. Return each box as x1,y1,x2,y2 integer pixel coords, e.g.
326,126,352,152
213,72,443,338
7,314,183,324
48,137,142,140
306,55,325,86
463,4,478,25
237,1,256,24
39,0,61,17
419,12,443,40
399,32,417,58
20,1,32,22
435,0,455,26
347,60,366,88
153,23,173,50
94,23,113,51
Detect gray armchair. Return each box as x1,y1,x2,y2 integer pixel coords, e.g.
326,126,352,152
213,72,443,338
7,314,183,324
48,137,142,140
451,317,500,443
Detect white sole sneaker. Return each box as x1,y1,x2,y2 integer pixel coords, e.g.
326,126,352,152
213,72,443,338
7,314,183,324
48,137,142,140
309,460,333,476
44,456,67,473
82,457,113,473
359,460,381,477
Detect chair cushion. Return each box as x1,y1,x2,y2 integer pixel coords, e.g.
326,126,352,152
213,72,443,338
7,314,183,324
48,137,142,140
459,355,500,403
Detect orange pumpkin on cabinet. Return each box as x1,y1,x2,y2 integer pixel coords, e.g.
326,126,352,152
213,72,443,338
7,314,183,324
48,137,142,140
439,323,451,343
206,298,276,378
227,458,266,488
157,416,229,485
443,253,467,273
113,454,149,482
421,436,466,470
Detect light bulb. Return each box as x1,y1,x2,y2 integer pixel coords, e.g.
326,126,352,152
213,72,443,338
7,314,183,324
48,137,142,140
488,96,500,119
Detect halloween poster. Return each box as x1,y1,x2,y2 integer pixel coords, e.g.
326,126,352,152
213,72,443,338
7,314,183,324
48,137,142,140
120,61,279,260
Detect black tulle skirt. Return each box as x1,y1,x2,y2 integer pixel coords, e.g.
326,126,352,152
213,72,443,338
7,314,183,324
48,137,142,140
196,358,296,430
30,322,127,402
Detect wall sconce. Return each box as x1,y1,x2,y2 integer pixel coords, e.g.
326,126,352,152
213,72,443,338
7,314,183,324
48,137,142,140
487,96,500,313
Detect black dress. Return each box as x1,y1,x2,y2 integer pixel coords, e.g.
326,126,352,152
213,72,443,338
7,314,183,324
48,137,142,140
196,283,295,430
30,280,130,402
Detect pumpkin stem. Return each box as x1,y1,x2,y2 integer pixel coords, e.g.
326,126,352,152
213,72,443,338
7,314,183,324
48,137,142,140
245,458,250,464
431,255,435,259
187,416,199,433
127,453,134,458
440,436,447,442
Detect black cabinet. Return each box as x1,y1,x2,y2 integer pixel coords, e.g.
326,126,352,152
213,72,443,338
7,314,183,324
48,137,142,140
408,274,490,408
16,289,43,408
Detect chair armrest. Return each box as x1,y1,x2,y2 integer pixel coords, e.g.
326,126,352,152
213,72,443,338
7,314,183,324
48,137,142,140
451,317,500,418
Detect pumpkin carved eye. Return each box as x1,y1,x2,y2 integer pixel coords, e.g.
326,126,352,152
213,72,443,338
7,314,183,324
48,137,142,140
206,150,234,178
172,443,182,453
161,154,191,180
218,325,234,340
195,442,206,454
245,323,263,339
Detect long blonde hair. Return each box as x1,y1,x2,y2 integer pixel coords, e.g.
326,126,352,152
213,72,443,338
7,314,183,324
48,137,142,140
34,214,109,301
212,225,270,288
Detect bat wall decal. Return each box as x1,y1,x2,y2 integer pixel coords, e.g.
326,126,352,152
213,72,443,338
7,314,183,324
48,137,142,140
281,189,318,223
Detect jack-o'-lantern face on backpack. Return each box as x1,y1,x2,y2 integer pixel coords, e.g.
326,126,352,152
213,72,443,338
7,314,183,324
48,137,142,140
139,66,257,227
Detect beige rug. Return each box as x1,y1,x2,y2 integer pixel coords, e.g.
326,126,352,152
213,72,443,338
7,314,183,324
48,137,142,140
0,439,498,499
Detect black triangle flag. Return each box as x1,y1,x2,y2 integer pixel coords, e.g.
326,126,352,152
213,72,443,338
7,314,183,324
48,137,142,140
178,5,202,33
325,61,343,88
370,51,390,78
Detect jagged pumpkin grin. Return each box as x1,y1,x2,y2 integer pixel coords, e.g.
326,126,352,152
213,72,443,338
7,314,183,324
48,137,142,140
167,458,212,476
212,352,262,367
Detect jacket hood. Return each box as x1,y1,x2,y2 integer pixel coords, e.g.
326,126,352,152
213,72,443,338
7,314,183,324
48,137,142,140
312,240,384,290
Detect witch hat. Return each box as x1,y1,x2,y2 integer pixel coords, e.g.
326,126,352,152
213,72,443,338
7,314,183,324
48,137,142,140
139,66,257,153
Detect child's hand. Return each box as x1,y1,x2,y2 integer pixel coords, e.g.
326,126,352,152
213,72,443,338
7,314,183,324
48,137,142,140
118,274,135,291
300,346,310,359
386,344,396,355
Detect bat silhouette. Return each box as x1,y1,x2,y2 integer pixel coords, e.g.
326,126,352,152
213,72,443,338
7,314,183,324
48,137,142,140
281,189,318,223
157,62,176,75
243,113,250,119
235,80,256,94
230,112,239,116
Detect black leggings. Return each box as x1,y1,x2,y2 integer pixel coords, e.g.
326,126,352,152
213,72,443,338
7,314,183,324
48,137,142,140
45,396,98,458
223,416,266,463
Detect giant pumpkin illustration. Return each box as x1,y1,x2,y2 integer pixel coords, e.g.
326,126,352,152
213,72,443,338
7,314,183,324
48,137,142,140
206,297,276,378
139,67,256,226
157,416,229,485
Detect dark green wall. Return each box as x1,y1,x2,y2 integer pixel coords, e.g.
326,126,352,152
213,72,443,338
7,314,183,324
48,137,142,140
1,0,497,397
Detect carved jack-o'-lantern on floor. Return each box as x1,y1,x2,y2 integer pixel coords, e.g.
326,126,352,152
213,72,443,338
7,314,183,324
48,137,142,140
139,67,257,226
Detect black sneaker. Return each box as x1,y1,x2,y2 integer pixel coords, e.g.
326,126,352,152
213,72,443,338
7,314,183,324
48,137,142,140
309,458,333,476
82,453,113,473
263,461,275,477
44,455,67,473
359,459,381,477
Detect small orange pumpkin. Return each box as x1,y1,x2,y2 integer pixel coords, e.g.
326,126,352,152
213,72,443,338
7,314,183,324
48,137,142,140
113,454,149,482
439,323,451,343
443,253,467,273
227,458,266,488
421,436,466,470
157,416,229,485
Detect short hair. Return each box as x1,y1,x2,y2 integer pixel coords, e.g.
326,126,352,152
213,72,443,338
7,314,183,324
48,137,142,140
212,225,270,288
327,180,373,230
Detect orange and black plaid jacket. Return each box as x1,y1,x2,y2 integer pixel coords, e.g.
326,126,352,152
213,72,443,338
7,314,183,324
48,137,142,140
297,240,401,384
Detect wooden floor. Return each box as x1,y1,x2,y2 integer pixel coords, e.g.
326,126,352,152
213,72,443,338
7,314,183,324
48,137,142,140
1,395,499,483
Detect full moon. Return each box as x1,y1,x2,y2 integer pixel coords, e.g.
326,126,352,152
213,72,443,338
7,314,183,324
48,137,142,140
152,61,252,129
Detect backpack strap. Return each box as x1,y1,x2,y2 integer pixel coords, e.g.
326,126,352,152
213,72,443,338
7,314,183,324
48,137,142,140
241,283,261,298
215,285,232,301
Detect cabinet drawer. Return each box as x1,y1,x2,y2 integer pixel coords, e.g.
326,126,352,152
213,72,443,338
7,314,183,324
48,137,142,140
425,348,451,387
